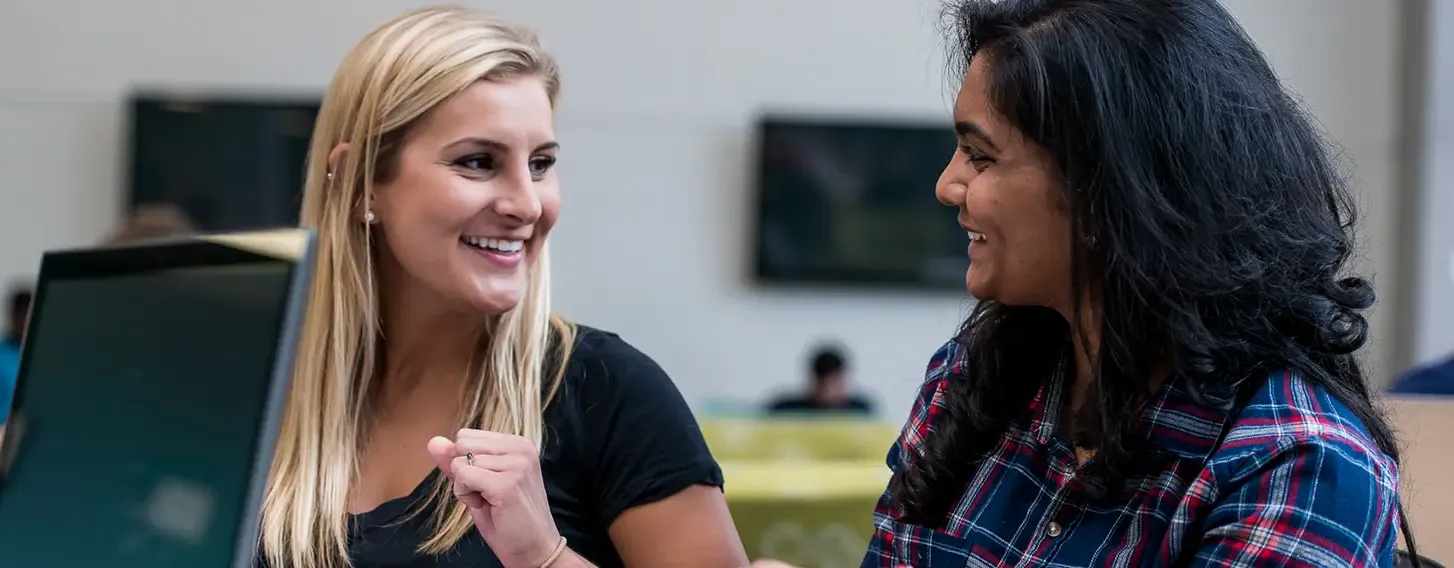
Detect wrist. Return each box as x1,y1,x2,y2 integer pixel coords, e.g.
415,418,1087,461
545,547,593,568
510,534,566,568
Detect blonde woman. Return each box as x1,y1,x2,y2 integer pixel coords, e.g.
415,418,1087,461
257,7,746,568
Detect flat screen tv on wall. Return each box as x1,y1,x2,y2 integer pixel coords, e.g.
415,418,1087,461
126,93,320,231
751,115,970,291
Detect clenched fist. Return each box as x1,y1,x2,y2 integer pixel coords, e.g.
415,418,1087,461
427,430,564,568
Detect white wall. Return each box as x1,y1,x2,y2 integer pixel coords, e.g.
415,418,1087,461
0,0,1407,423
1412,0,1454,367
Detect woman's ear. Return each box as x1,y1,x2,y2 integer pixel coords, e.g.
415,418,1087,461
326,143,350,180
326,143,374,224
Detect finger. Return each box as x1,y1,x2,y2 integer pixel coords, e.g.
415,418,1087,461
466,498,494,532
455,430,536,455
426,436,457,473
455,428,532,448
455,428,504,440
450,456,509,505
452,452,521,473
446,456,490,508
452,437,510,457
451,455,515,477
454,438,537,463
455,485,487,509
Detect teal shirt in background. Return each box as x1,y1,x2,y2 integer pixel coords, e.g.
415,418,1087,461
0,338,19,423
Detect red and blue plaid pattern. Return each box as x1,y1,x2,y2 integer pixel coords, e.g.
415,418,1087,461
862,340,1401,567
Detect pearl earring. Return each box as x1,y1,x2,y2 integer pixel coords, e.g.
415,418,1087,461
326,171,335,182
364,210,376,223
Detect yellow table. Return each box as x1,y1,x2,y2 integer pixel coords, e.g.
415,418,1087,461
701,418,900,462
722,461,891,568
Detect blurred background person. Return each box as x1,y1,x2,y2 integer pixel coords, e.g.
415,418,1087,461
103,203,198,245
767,343,874,415
0,285,32,431
1389,354,1454,395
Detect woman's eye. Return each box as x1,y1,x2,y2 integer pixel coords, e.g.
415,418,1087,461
529,156,557,177
960,146,993,168
456,155,495,171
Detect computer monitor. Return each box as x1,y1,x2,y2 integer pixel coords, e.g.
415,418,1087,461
0,228,315,568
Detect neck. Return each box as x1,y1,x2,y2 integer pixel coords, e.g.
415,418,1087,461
1055,301,1099,393
377,291,487,416
1055,300,1169,415
1054,300,1101,457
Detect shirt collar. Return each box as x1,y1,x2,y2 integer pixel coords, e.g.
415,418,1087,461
1027,353,1068,446
1025,351,1238,461
1140,375,1238,461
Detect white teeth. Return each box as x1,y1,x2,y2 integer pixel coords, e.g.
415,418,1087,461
968,231,987,242
462,236,525,253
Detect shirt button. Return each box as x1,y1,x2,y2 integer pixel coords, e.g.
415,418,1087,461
1045,521,1063,538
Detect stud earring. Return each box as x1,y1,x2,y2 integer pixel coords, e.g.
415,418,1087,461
364,210,376,224
326,171,335,182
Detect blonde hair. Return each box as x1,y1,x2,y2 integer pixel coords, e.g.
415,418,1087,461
259,7,575,568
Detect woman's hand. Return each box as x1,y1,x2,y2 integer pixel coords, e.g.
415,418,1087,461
427,430,562,568
747,561,801,568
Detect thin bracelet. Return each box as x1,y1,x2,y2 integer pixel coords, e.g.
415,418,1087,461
538,536,568,568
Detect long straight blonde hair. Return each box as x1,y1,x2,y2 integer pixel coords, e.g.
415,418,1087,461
259,7,575,568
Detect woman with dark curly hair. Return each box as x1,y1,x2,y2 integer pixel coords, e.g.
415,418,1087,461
858,0,1418,566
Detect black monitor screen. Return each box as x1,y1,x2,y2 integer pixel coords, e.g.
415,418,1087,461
752,117,970,290
128,95,319,231
0,247,298,567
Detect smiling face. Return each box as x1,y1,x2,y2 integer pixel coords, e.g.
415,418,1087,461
936,55,1073,309
370,75,560,316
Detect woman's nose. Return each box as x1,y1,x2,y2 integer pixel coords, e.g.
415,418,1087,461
492,172,543,224
936,160,971,207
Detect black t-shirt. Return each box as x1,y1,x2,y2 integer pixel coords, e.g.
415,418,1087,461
259,326,723,568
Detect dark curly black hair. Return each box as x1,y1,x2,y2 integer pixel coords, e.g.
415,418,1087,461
888,0,1417,560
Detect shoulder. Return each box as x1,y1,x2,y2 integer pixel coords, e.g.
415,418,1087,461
1212,369,1398,496
917,339,966,402
550,324,721,525
1194,371,1402,566
0,341,20,368
888,339,965,468
567,324,646,363
556,323,684,406
563,325,665,381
